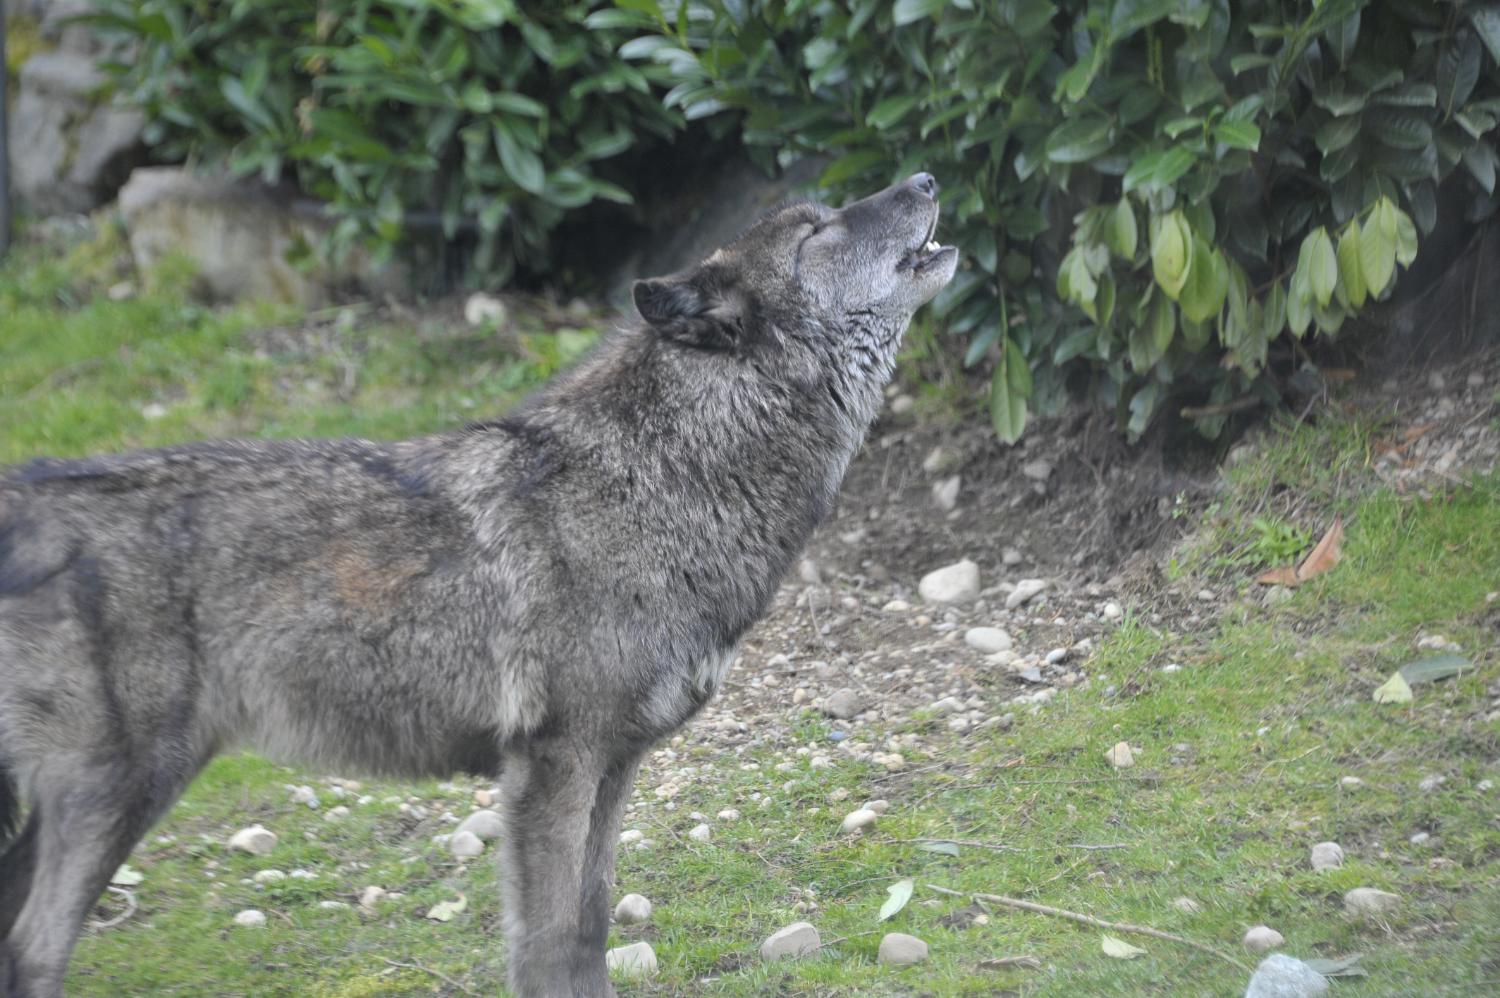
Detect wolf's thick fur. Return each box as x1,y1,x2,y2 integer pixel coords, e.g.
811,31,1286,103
0,175,957,996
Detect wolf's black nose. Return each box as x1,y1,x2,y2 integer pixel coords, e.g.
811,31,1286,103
906,172,939,198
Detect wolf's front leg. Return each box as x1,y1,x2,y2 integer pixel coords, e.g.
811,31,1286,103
499,737,642,997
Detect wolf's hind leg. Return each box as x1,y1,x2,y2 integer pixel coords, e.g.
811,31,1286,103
500,738,636,998
0,765,188,998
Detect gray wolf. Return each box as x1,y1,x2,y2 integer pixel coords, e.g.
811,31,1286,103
0,173,957,996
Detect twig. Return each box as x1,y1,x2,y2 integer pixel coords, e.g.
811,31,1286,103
926,884,1248,971
1065,843,1131,851
1180,394,1262,421
380,958,480,997
902,838,1130,853
821,928,884,947
88,887,137,931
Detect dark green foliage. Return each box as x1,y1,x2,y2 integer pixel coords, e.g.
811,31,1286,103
90,0,684,282
633,0,1500,439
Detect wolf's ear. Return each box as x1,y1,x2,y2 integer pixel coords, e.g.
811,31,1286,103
632,272,743,352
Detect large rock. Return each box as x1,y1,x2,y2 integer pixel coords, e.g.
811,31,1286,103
604,941,657,979
918,559,980,604
1244,954,1329,998
228,825,278,856
118,167,405,306
1343,887,1400,918
877,932,929,966
9,51,145,215
455,809,504,842
760,921,821,961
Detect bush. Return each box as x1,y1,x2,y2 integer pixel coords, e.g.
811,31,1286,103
631,0,1500,440
89,0,685,282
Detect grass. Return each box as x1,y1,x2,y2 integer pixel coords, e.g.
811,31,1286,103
2,234,1497,995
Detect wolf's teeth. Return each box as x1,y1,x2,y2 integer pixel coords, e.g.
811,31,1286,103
924,240,940,253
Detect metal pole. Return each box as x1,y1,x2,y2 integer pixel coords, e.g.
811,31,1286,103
0,0,11,260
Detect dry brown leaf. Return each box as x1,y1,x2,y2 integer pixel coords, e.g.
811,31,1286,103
978,955,1043,971
1295,517,1343,582
1254,517,1343,587
1255,565,1301,587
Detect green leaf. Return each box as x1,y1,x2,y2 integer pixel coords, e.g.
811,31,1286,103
1045,116,1114,163
1287,267,1312,338
1151,210,1191,299
1123,147,1195,193
1304,954,1368,978
1369,111,1433,151
1212,120,1260,151
1109,200,1138,259
1126,381,1160,440
494,124,546,195
1438,32,1482,117
867,95,920,130
1372,671,1413,704
990,336,1030,443
1394,207,1419,266
1399,654,1473,685
1474,7,1500,65
1179,237,1228,323
1463,141,1498,195
893,0,947,26
111,864,144,886
1130,293,1175,371
819,150,885,187
1360,198,1398,296
1304,228,1338,307
220,77,276,133
491,92,547,118
1336,220,1367,310
1315,115,1361,154
879,878,916,921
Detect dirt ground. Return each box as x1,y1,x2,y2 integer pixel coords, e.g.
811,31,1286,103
654,347,1500,786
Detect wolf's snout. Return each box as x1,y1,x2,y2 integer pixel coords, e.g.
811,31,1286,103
905,172,939,199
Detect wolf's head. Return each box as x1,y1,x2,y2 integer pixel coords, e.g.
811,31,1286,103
632,174,959,373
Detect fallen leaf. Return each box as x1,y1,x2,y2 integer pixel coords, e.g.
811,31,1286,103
1399,654,1472,686
110,864,144,886
879,878,915,922
1255,565,1301,586
978,955,1043,970
918,841,961,857
425,894,467,922
1303,953,1367,977
1372,671,1414,704
1255,517,1343,586
1101,934,1147,959
1295,517,1343,582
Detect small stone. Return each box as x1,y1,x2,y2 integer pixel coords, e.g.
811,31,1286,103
1343,887,1400,918
107,280,136,301
822,688,863,719
324,805,349,822
1264,585,1294,606
1006,578,1047,610
760,921,821,961
318,900,351,911
1105,742,1135,768
890,394,915,416
1310,842,1344,871
474,788,494,807
619,829,644,846
1427,371,1445,391
1408,831,1431,847
688,823,712,843
252,870,285,884
1467,372,1485,388
921,446,950,474
614,893,653,925
290,869,316,880
1044,647,1068,665
605,941,657,980
233,909,267,928
877,932,929,965
1172,896,1202,914
464,292,507,328
932,475,961,512
1245,954,1330,998
359,885,388,909
1340,776,1363,790
141,402,169,421
717,808,741,821
964,627,1013,654
1021,459,1053,482
841,808,878,834
865,799,890,814
456,809,505,841
796,558,821,585
882,599,910,612
1196,589,1216,602
1418,774,1446,792
1002,547,1023,566
1102,601,1123,621
228,825,277,856
448,830,484,858
1242,925,1285,953
290,785,319,808
919,559,980,604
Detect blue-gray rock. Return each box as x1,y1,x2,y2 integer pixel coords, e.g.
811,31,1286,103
1244,954,1329,998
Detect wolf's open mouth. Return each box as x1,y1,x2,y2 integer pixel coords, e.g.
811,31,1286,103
900,208,953,272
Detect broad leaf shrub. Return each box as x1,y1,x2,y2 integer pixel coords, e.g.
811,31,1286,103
633,0,1500,440
89,0,684,282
